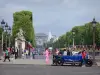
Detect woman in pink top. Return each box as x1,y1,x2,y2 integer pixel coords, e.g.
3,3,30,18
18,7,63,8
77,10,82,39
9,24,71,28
45,48,50,64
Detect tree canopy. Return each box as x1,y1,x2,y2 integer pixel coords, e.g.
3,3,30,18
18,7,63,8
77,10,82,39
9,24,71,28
53,22,100,48
12,10,35,47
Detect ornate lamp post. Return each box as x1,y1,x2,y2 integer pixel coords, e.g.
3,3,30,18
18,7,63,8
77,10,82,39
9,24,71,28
72,30,75,49
8,26,11,47
5,23,8,48
92,18,97,65
81,33,84,48
1,19,6,51
0,19,6,59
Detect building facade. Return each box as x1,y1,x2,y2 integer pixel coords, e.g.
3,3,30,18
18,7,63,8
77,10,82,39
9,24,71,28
35,33,48,46
35,33,48,54
35,32,58,54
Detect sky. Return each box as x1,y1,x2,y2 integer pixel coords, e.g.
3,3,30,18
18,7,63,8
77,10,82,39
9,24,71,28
0,0,100,36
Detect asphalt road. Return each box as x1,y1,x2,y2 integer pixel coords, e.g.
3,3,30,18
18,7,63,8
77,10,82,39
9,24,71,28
0,65,100,75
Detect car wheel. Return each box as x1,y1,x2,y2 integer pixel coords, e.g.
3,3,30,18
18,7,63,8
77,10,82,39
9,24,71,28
57,59,63,66
86,59,93,67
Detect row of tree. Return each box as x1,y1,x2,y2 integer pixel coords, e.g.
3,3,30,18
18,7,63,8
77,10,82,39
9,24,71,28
53,22,100,48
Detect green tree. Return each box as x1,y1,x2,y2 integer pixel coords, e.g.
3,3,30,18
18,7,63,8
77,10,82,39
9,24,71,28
12,10,35,47
53,22,100,48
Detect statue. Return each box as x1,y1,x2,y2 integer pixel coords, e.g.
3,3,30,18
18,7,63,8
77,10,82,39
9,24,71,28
17,28,24,38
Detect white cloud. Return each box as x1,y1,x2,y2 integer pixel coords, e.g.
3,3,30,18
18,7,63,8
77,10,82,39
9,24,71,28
0,0,100,36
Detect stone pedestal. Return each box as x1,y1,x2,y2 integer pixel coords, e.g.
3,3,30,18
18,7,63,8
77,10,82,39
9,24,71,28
15,29,25,58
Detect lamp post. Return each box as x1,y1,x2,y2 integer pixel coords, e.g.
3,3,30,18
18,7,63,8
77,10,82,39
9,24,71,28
1,19,6,53
72,30,75,49
81,34,84,48
8,26,11,47
92,18,97,65
5,23,8,48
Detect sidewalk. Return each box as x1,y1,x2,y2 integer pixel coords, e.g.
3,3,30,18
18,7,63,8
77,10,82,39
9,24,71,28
96,62,100,66
0,58,52,65
0,56,100,66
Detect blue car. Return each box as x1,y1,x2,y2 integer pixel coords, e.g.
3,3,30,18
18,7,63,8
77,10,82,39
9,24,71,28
53,52,93,67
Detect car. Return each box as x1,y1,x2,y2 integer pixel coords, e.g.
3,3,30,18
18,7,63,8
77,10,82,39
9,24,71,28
52,52,93,67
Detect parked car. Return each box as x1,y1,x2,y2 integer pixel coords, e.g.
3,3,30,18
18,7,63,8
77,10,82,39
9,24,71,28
52,51,93,67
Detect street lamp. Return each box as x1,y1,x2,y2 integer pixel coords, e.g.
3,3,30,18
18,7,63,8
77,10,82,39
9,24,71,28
0,19,6,55
81,34,84,48
5,23,8,48
1,19,5,28
92,18,97,65
8,26,11,47
72,30,75,49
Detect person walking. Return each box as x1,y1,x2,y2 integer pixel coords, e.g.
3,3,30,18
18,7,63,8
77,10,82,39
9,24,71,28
15,47,18,59
22,52,25,59
82,49,87,67
3,49,10,62
32,47,35,59
26,50,29,59
45,48,50,64
32,50,35,59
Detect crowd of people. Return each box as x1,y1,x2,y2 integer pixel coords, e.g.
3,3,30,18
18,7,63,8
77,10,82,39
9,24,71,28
2,47,35,62
44,48,87,66
2,47,88,67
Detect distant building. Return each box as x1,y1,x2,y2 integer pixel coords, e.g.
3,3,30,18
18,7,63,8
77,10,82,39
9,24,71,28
35,33,48,47
35,32,57,54
35,33,48,54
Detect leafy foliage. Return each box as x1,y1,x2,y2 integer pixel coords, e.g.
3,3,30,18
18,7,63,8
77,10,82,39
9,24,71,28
12,10,35,47
53,22,100,48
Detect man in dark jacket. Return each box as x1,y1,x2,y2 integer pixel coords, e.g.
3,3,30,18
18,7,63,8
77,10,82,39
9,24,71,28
67,50,72,56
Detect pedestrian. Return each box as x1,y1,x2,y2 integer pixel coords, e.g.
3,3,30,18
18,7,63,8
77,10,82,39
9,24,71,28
26,50,29,59
67,50,71,56
22,52,24,59
63,49,67,55
15,47,18,59
81,49,87,67
45,48,50,64
3,48,10,62
32,47,35,59
55,48,59,55
32,51,35,59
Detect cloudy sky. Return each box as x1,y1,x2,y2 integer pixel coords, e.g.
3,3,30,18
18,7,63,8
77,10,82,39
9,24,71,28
0,0,100,36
